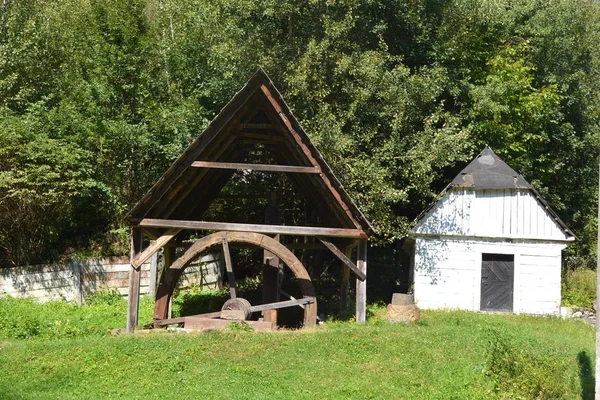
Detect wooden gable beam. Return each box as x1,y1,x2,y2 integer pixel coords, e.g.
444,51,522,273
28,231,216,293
317,238,366,281
191,161,321,174
136,219,368,239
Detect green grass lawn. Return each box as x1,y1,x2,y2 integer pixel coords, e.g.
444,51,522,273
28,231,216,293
0,295,594,399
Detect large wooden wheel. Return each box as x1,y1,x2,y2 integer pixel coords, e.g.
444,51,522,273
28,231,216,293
154,231,317,328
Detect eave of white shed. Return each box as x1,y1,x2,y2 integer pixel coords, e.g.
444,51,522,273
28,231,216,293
410,147,576,242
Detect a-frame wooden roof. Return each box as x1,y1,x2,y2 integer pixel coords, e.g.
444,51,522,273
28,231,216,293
128,68,374,237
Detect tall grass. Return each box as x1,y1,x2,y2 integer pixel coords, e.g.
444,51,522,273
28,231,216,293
562,268,596,308
0,292,154,340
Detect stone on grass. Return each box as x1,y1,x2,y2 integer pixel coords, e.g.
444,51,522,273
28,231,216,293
386,304,420,324
391,293,414,306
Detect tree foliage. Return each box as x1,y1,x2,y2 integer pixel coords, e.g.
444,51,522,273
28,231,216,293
0,0,599,266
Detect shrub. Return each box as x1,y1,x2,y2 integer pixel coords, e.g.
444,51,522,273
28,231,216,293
0,294,154,340
562,268,596,308
485,328,571,399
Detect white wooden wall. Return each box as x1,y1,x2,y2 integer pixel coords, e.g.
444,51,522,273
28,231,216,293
413,237,564,314
414,188,570,241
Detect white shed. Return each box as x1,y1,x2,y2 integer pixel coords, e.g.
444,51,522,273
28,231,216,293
408,147,575,315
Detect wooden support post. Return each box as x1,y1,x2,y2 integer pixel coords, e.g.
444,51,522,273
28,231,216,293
222,237,237,299
127,227,143,333
163,246,175,320
149,242,158,298
356,240,367,323
263,192,280,325
340,247,351,311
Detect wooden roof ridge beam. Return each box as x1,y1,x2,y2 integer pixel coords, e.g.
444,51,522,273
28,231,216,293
136,219,368,239
317,237,366,281
132,228,181,269
190,161,321,174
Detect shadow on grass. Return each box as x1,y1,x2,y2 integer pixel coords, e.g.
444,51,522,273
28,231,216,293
578,351,594,400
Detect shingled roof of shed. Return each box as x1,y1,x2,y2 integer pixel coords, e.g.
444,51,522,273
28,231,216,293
451,147,532,190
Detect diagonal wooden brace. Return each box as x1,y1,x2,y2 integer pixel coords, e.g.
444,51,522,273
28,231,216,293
132,228,181,269
318,237,366,281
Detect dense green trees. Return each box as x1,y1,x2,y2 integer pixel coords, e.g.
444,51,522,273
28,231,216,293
1,0,599,266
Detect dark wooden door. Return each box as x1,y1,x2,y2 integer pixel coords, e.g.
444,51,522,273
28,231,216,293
480,253,514,312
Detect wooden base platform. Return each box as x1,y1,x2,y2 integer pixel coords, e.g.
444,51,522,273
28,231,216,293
184,316,274,331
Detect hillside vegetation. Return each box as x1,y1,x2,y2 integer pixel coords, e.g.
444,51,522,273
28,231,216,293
0,295,594,399
1,0,600,268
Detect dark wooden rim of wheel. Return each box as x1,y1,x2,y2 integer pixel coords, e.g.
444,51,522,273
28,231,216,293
154,231,317,327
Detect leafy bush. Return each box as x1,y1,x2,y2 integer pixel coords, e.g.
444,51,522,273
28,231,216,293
0,293,154,340
562,268,596,308
485,328,572,399
172,288,230,318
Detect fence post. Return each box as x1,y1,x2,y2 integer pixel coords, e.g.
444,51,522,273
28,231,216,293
71,256,84,305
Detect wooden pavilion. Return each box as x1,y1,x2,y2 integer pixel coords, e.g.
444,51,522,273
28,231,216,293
126,68,374,332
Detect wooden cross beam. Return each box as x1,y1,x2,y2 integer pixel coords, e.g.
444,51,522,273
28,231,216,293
136,219,368,239
191,161,320,174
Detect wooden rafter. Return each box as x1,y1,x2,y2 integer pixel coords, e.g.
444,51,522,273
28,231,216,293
259,84,364,231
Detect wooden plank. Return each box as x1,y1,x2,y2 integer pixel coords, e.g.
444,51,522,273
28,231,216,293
250,297,314,313
137,219,367,239
222,237,237,299
127,228,143,333
155,311,222,326
191,161,320,174
240,123,275,130
133,228,180,268
356,240,367,323
237,132,285,141
184,317,273,331
318,238,366,281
